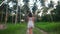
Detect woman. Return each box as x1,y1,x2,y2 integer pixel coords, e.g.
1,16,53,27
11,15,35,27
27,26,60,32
27,12,35,34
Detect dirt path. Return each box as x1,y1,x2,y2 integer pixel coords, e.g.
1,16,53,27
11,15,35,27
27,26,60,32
35,27,48,34
26,27,48,34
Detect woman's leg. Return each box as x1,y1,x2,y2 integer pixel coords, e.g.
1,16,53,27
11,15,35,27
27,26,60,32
29,28,33,34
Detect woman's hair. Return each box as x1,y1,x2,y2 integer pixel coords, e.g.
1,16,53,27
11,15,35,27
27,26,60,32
28,12,32,17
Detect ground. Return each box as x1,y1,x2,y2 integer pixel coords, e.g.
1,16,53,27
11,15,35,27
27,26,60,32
0,23,42,34
0,22,60,34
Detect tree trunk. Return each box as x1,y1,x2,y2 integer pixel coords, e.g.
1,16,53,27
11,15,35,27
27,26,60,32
5,5,8,24
15,12,17,24
1,11,3,23
15,5,18,24
20,7,21,24
12,16,13,24
5,12,8,24
50,14,53,22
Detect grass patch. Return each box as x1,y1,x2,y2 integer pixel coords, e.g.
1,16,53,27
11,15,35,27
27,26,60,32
0,23,27,34
35,22,60,34
0,23,42,34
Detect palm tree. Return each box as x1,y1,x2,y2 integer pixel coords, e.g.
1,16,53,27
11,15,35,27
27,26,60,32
48,1,54,22
21,0,30,22
5,4,8,24
32,2,37,14
55,1,60,21
40,0,45,6
13,0,18,24
0,6,4,23
0,0,7,23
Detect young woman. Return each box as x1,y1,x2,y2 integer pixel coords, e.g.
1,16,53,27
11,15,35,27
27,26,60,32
27,12,35,34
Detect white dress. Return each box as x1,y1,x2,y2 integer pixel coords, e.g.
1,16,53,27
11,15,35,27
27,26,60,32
27,17,34,28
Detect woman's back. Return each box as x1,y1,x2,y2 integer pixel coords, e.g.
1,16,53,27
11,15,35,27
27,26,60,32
28,17,32,21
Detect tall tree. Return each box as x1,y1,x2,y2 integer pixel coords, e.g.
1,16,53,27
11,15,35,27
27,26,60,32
48,1,54,22
40,0,45,6
22,0,30,22
55,1,60,21
32,2,37,14
14,0,18,24
23,0,29,13
48,1,54,8
0,5,4,23
23,0,29,3
5,4,8,24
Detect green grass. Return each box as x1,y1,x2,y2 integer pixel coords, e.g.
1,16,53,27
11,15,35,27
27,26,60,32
0,22,60,34
0,23,27,34
0,23,42,34
36,22,60,34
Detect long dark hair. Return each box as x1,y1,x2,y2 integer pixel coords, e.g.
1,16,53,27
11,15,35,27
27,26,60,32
28,12,32,17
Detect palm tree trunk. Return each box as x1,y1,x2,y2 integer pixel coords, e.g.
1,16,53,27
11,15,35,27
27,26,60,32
50,14,53,22
15,5,18,24
20,7,21,24
5,12,8,24
12,16,13,24
1,10,3,23
15,13,17,24
5,5,8,24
